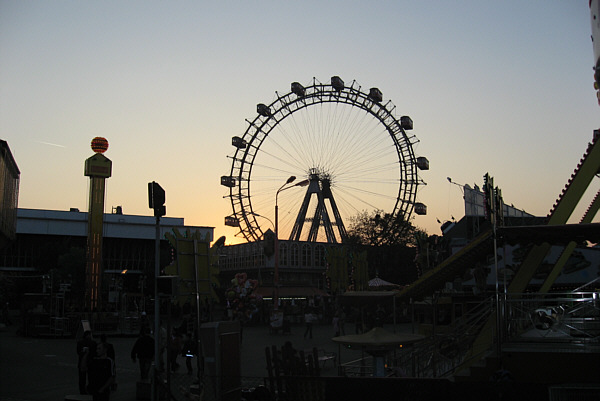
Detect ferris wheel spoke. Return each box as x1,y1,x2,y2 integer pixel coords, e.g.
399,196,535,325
329,187,385,217
336,182,400,201
252,148,307,177
272,126,316,170
330,119,391,171
333,155,392,180
335,143,396,178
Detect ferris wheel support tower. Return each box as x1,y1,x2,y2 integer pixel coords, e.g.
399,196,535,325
289,171,348,243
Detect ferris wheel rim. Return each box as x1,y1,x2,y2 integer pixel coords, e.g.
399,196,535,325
226,77,420,243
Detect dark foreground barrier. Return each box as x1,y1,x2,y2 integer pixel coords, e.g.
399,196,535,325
273,376,550,401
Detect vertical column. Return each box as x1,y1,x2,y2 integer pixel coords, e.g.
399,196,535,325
84,137,112,311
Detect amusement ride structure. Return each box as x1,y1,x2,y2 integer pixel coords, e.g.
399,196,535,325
222,76,429,244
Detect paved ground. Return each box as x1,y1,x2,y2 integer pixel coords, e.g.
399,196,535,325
0,319,413,401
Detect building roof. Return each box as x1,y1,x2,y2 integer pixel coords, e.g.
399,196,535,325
16,208,214,241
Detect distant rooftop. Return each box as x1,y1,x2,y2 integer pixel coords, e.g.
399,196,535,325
17,208,214,241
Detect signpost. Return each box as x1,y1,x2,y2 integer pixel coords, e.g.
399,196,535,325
148,181,165,401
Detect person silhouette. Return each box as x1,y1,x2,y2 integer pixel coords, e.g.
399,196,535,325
76,330,97,394
88,342,115,401
99,334,116,390
131,327,154,381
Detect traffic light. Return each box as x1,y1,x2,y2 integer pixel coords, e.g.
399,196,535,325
494,187,504,226
483,173,495,224
148,181,166,217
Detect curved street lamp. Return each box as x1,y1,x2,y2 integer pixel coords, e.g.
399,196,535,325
274,176,310,310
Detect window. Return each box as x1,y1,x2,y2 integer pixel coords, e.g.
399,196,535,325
290,243,299,266
315,245,325,267
301,244,312,267
280,242,288,267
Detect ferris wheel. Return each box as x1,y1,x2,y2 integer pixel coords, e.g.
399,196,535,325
222,76,429,243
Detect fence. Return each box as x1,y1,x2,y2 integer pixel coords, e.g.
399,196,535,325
339,292,600,380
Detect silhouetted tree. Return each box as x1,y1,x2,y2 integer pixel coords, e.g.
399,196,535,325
346,209,424,247
346,210,426,285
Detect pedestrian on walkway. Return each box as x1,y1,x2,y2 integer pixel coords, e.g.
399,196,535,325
281,340,301,372
169,329,182,372
181,332,198,375
140,311,151,333
332,313,340,337
99,334,116,390
131,327,154,382
99,334,115,364
88,342,115,401
303,308,316,339
76,330,97,394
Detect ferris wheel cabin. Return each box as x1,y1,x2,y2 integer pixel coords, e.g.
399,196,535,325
224,215,239,227
400,116,413,130
220,176,236,188
417,157,429,170
331,76,345,91
257,103,272,117
232,136,247,149
291,82,305,97
368,87,383,103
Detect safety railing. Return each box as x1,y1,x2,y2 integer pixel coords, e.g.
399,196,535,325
335,292,599,381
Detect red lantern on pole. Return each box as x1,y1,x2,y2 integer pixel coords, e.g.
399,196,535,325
91,137,109,153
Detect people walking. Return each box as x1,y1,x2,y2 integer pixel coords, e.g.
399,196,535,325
99,334,115,365
303,309,316,339
169,329,182,372
281,340,301,373
88,342,116,401
99,334,116,390
131,327,154,382
76,330,97,394
181,332,198,375
332,314,340,337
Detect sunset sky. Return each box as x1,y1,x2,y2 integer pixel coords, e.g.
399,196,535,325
1,1,598,245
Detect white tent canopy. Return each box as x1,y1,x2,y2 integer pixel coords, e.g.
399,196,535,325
368,277,399,288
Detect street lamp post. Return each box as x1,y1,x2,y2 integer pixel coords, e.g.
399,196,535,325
252,212,274,230
251,212,274,285
273,176,309,311
274,176,295,311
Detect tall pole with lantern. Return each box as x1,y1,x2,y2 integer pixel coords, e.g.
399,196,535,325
84,137,111,312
